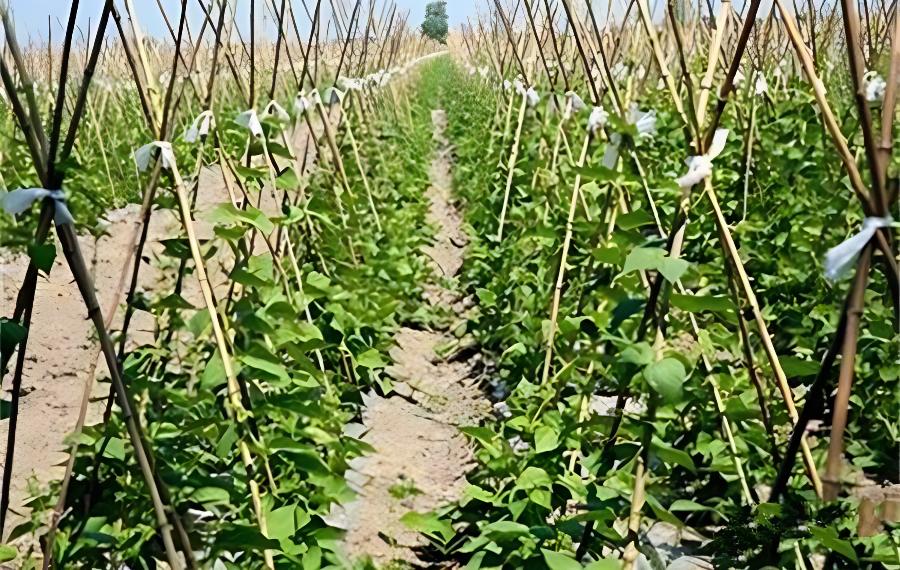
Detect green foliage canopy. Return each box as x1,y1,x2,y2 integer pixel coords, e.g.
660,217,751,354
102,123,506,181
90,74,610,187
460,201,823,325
421,1,449,44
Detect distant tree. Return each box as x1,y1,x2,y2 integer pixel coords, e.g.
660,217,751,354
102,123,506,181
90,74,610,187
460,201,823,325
421,1,448,44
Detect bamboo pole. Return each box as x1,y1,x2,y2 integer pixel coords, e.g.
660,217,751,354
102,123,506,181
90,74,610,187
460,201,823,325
539,132,592,387
497,92,529,241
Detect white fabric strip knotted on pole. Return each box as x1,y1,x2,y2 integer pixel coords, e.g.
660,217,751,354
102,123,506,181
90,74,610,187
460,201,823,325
628,105,657,137
294,93,311,116
675,129,729,189
564,91,586,120
134,141,177,172
309,89,323,107
263,100,291,124
824,217,894,281
863,71,886,102
324,86,344,106
513,78,525,97
587,106,609,134
525,87,540,108
1,188,74,225
235,109,264,138
597,104,655,168
755,74,768,96
184,110,215,143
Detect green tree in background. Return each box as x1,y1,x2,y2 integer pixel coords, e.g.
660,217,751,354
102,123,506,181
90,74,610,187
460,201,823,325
421,1,448,43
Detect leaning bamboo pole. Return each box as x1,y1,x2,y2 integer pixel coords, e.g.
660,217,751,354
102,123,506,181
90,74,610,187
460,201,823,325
497,91,529,241
166,151,276,569
539,131,592,387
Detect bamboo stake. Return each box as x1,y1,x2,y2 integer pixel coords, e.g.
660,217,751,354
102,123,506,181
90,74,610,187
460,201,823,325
165,157,275,569
539,132,592,387
822,247,873,499
497,92,528,241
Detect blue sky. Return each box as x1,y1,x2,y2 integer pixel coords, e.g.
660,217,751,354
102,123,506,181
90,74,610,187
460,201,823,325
6,1,480,43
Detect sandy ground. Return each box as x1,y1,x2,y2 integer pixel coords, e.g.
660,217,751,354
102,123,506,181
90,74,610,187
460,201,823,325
0,117,320,555
331,110,490,567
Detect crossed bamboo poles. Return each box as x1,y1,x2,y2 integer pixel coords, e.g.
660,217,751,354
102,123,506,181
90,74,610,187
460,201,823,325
481,0,760,511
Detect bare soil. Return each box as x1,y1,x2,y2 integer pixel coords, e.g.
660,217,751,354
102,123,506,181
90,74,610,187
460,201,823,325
332,110,489,567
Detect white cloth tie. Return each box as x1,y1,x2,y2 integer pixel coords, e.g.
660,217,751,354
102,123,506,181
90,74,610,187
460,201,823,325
675,129,728,189
588,106,608,134
263,100,290,124
824,217,893,282
184,110,214,143
1,188,74,225
235,109,264,137
134,141,177,172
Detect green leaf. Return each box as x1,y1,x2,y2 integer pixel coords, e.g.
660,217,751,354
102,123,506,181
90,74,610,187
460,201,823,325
643,358,686,403
275,167,300,190
482,520,530,538
669,499,713,512
610,298,644,330
305,271,331,298
617,210,652,230
265,505,296,540
460,426,502,457
268,438,329,474
207,203,274,234
476,288,497,306
295,322,323,342
621,247,689,282
809,526,857,563
541,549,582,570
658,257,690,282
240,354,290,383
233,164,268,181
201,351,225,389
216,524,280,552
356,348,386,369
670,293,733,313
620,342,653,365
1,319,26,371
156,293,195,310
216,424,238,458
622,247,665,274
400,511,454,544
516,466,551,489
0,544,17,563
102,438,126,461
534,426,559,453
159,238,192,259
574,163,617,181
780,355,819,377
302,546,322,570
584,560,620,570
28,242,56,273
194,487,230,506
651,437,696,471
230,267,270,288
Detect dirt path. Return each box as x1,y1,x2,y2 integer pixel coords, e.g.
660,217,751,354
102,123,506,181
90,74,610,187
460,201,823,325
332,110,488,567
